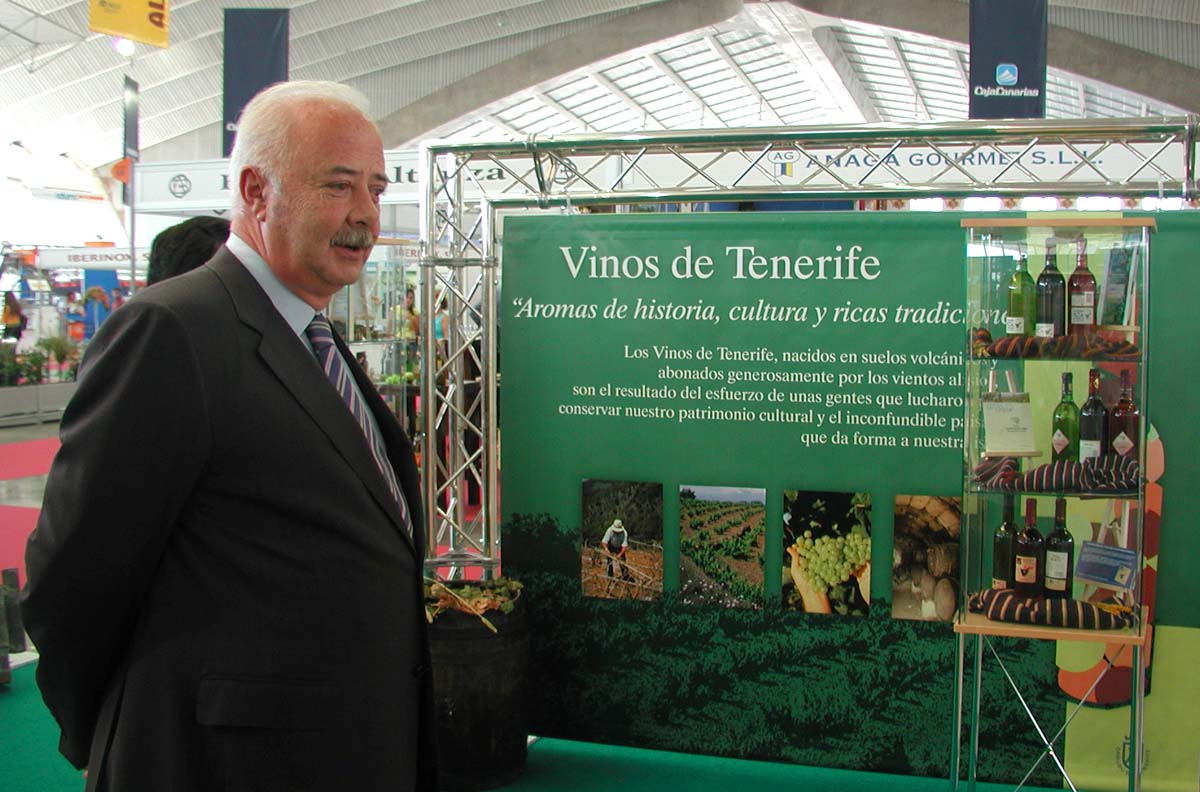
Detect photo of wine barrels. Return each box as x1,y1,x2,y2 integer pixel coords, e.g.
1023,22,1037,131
678,485,766,609
580,479,664,601
782,490,872,616
891,494,961,622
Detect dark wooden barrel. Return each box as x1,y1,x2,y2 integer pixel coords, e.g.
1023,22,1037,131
428,592,529,792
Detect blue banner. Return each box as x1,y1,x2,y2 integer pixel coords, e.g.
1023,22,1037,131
222,9,289,157
969,0,1047,119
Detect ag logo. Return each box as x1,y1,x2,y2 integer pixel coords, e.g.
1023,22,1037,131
767,150,800,177
995,63,1018,86
168,174,193,198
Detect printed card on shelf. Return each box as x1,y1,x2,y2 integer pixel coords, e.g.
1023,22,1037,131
1074,541,1140,590
981,391,1037,457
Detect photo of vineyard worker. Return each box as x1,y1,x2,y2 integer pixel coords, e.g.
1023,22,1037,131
580,479,664,601
890,495,961,622
601,519,629,580
782,490,872,616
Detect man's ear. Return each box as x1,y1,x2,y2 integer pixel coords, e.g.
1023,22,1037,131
239,167,271,222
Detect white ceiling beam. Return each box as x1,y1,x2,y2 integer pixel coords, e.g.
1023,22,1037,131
884,34,931,121
702,33,786,125
746,3,867,122
949,46,969,93
589,69,666,130
644,52,715,123
534,90,599,133
484,113,526,137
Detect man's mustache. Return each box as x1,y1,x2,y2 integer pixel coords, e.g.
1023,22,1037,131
331,228,375,249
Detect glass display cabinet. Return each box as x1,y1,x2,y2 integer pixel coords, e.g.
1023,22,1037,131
952,217,1155,792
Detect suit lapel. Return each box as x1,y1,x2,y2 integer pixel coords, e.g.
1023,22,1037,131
208,250,415,552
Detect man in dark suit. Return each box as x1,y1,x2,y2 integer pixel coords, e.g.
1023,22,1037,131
22,81,435,791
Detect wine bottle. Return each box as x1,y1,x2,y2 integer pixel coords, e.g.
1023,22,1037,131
1109,369,1141,459
1013,498,1045,599
1006,253,1036,337
1044,497,1074,599
992,493,1017,590
1035,241,1066,338
1067,237,1097,335
1078,367,1108,466
1051,372,1080,463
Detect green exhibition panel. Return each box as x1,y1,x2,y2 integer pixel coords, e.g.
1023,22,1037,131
499,210,1200,790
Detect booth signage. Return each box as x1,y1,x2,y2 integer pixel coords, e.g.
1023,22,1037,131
968,0,1048,119
222,9,289,157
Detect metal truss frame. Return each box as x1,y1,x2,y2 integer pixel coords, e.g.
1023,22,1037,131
417,116,1197,577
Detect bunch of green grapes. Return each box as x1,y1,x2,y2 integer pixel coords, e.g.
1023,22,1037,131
791,530,871,593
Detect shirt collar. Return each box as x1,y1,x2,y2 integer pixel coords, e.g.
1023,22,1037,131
226,232,317,339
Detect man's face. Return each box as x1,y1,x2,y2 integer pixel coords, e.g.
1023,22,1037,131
261,105,387,307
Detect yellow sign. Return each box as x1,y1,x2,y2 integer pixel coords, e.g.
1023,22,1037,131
89,0,169,48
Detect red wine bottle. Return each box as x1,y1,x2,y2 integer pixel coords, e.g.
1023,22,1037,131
1013,498,1045,599
1035,242,1066,338
1108,369,1140,459
992,493,1017,590
1044,498,1074,600
1078,367,1108,466
1067,237,1097,335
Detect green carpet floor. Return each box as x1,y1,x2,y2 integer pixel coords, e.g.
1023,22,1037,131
2,661,1056,792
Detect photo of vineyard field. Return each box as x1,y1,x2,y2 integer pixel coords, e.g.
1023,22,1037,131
782,490,872,616
679,486,766,609
580,479,664,601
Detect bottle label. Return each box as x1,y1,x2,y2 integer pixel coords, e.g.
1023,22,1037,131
1045,550,1069,579
1052,429,1070,455
1035,323,1056,338
1112,432,1134,456
1005,316,1026,335
1070,292,1095,307
1079,439,1101,463
1015,554,1038,584
991,578,1009,590
1070,305,1095,325
1045,576,1068,592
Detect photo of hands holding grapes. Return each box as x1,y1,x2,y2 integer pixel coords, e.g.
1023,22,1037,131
782,490,872,616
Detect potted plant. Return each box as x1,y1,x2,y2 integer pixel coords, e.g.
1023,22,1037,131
35,336,78,381
423,576,528,792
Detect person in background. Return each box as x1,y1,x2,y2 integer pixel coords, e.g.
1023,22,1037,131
2,291,26,342
109,288,125,312
23,80,434,792
147,215,231,286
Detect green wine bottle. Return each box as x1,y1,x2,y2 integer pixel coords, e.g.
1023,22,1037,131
992,493,1017,590
1051,372,1080,463
1006,252,1036,337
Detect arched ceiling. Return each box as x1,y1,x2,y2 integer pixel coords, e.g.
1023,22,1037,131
2,0,1197,182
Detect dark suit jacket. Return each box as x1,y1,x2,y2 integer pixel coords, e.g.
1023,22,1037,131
23,248,436,791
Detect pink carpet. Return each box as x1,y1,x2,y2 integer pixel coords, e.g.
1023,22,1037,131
0,437,59,481
0,505,38,583
0,437,57,583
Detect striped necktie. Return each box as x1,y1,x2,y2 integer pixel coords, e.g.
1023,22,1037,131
306,314,411,536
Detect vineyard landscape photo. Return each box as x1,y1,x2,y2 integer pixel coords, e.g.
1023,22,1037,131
679,485,766,609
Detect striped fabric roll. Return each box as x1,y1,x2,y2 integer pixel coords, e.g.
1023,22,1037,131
968,588,1136,630
972,454,1139,493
